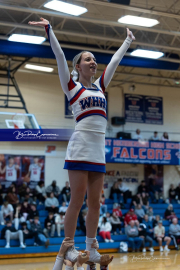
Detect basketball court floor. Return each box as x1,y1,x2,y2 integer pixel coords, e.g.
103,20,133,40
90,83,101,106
0,251,179,270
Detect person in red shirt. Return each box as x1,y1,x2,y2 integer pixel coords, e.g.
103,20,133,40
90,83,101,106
113,203,123,220
124,209,138,225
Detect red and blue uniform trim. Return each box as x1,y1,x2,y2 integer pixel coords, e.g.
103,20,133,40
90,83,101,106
76,109,107,122
45,24,51,42
64,160,106,173
69,86,86,105
68,77,77,91
99,68,107,93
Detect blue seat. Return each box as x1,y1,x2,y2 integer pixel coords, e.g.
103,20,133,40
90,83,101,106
37,205,45,211
39,210,48,217
105,199,114,204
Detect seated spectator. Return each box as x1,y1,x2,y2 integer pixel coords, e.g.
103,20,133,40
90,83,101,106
161,132,170,141
99,212,111,226
46,180,60,198
0,201,14,225
43,212,55,238
109,182,123,204
125,220,143,252
175,183,180,204
99,217,114,243
14,204,25,230
6,186,19,211
28,203,39,224
117,178,131,204
30,216,49,247
100,194,108,216
22,187,34,204
149,179,163,203
146,207,155,222
150,131,159,141
164,204,177,221
55,213,65,237
124,209,138,225
59,202,68,215
61,181,71,203
138,222,154,252
21,221,37,245
7,183,17,194
169,217,180,250
137,180,149,195
135,204,145,222
154,220,171,251
141,192,149,212
133,129,143,140
168,184,176,203
45,192,59,213
109,212,122,235
1,220,25,249
0,184,4,205
20,199,31,221
142,215,154,237
35,180,47,203
113,203,123,221
18,183,27,201
131,193,141,208
78,209,87,235
153,215,162,228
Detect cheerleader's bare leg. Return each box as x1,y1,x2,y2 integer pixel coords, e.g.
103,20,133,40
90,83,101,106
64,170,88,238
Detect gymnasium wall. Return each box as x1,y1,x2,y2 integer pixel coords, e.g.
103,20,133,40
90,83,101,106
1,70,180,196
13,70,180,141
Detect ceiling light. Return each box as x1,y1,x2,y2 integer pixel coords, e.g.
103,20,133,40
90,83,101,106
44,0,87,16
131,49,164,59
118,15,159,27
25,64,54,72
8,34,46,44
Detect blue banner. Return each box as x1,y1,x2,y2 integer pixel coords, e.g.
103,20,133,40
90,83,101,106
144,96,163,124
125,94,163,125
125,94,144,123
0,129,73,141
105,139,180,165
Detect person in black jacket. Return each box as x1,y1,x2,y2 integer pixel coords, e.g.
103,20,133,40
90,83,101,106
138,222,154,252
168,184,176,203
109,182,122,204
0,184,3,205
28,203,39,224
43,212,55,238
137,180,149,195
61,181,71,203
21,221,38,245
30,216,49,247
175,183,180,203
1,220,26,248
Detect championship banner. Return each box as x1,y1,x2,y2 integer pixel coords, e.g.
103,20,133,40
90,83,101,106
124,94,163,125
0,154,45,192
144,96,163,124
105,139,180,165
124,94,144,123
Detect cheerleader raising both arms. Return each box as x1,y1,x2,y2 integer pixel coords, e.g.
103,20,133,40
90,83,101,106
28,17,135,268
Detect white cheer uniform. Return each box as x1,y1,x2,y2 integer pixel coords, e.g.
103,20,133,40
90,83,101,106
45,24,132,172
6,165,17,181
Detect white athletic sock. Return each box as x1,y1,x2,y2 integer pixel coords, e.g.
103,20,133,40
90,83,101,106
86,236,96,250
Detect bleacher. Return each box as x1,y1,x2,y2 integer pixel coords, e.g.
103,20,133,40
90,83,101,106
0,199,179,257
